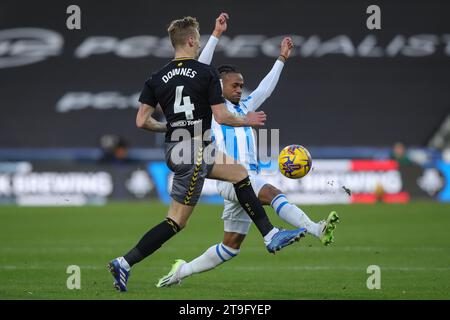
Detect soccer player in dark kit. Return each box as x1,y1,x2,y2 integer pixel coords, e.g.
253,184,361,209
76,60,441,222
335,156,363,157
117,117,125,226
108,13,306,292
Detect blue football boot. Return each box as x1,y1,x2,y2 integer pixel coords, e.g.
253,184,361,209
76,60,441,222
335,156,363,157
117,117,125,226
266,228,307,254
108,257,130,292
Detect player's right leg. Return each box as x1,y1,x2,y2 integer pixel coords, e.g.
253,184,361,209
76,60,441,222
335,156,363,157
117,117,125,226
208,151,306,253
258,183,340,245
109,200,193,292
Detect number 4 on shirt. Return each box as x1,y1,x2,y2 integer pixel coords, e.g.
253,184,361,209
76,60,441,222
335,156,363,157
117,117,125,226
174,85,195,120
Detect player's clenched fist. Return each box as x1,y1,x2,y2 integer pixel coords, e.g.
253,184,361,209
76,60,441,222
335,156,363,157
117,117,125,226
279,37,294,62
213,12,229,38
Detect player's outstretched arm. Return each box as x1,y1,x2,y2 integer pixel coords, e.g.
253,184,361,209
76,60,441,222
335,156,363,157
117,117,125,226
136,103,167,132
198,12,229,65
211,103,266,127
244,37,294,111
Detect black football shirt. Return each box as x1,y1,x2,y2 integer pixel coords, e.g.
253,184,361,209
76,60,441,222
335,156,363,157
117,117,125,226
139,58,224,142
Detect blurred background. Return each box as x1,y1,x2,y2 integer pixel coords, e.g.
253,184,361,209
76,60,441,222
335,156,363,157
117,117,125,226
1,0,449,206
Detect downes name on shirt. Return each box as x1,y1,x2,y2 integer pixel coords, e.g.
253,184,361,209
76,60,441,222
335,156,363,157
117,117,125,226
162,68,197,83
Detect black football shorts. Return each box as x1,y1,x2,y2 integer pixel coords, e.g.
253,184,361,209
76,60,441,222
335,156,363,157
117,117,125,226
164,138,216,206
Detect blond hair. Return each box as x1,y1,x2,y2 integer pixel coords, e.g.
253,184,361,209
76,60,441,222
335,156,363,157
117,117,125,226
167,16,200,48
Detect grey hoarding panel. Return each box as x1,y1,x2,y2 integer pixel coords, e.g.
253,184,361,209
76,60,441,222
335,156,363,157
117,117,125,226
1,0,449,148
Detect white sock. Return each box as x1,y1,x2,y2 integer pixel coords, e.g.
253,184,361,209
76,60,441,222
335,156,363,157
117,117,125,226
179,243,240,279
263,227,279,245
118,257,131,271
271,194,321,238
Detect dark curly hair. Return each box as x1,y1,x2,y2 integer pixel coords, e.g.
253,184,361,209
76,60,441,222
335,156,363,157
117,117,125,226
217,64,241,77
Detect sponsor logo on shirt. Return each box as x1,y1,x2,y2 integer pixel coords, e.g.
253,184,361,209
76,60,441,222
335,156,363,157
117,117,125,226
170,119,203,127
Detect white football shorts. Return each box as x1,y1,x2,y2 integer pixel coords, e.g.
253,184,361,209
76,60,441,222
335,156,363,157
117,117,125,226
216,173,268,235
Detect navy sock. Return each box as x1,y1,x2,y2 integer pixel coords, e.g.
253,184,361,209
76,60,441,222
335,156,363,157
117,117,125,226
124,218,180,267
234,176,273,237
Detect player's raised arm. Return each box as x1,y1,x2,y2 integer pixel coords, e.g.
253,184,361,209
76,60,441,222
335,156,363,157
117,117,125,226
198,12,229,65
244,37,294,111
136,103,167,132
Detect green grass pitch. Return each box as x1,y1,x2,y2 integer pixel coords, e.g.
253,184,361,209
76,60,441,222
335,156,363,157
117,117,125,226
0,202,449,300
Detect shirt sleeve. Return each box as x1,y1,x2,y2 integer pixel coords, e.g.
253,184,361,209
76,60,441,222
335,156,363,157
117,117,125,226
198,35,219,65
138,77,158,106
242,59,284,111
208,67,225,105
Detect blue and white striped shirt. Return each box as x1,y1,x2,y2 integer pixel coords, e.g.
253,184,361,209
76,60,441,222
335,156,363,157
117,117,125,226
211,98,259,172
199,35,285,173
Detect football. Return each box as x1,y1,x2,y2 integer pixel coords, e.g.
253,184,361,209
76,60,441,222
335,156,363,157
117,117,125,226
278,144,312,179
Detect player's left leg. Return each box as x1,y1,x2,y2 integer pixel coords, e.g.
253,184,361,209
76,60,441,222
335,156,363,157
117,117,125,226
259,183,339,245
156,200,250,288
156,231,245,288
176,203,250,279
